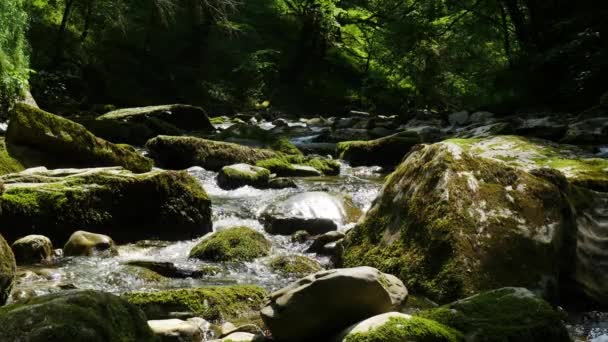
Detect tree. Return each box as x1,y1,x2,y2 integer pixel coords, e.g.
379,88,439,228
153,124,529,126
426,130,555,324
0,0,29,112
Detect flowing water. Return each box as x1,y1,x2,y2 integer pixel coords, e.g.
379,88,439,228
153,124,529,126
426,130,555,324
10,161,384,301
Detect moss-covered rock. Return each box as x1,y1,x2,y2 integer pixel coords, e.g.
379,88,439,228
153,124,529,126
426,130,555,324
6,104,153,173
217,164,271,190
256,155,340,177
189,227,271,262
0,290,156,341
11,234,53,264
417,287,569,342
146,136,278,171
337,131,421,168
343,140,570,303
123,285,267,321
82,104,214,145
0,138,24,176
335,312,462,342
268,255,323,277
124,260,213,279
0,234,16,305
0,167,212,244
216,123,302,155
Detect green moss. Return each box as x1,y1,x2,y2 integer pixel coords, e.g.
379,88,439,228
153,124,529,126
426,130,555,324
210,116,229,124
417,288,570,342
344,316,462,342
255,155,340,176
7,104,152,173
0,168,212,244
189,227,271,262
0,138,24,176
0,290,156,341
217,164,271,189
337,132,421,167
269,255,323,277
123,285,267,321
146,135,278,171
0,234,16,305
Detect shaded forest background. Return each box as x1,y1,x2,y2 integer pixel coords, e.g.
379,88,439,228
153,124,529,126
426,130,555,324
1,0,608,116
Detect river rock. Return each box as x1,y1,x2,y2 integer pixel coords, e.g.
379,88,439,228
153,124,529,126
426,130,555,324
0,290,155,340
123,285,267,321
469,111,495,124
220,323,264,338
217,164,271,190
268,255,323,278
146,136,278,171
260,192,361,235
267,177,297,189
63,231,117,257
332,312,460,342
337,131,421,167
212,332,257,341
124,260,208,279
561,117,608,145
260,266,407,341
6,103,152,172
189,227,271,262
306,231,345,254
0,234,16,305
448,111,469,126
343,135,608,303
514,116,568,141
419,287,570,341
85,104,214,145
0,167,212,244
11,235,53,264
148,317,209,342
216,123,301,155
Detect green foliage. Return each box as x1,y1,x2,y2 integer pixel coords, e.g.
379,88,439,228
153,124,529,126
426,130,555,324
344,316,462,342
0,0,29,112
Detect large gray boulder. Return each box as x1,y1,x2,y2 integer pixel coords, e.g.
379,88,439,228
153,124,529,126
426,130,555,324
11,235,53,264
0,290,156,341
260,192,362,235
260,266,407,341
148,317,209,342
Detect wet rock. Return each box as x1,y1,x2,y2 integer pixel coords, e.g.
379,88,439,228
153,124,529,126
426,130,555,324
268,255,323,278
124,260,208,279
448,111,469,126
220,323,264,338
307,231,345,254
419,287,570,342
189,227,271,262
288,164,322,177
562,117,608,145
261,192,361,235
0,290,155,340
63,231,118,257
267,177,297,189
469,111,495,124
217,164,271,190
216,123,301,155
0,167,212,244
256,155,340,177
123,285,267,321
260,266,407,342
515,116,568,141
456,121,514,138
84,104,214,145
337,131,421,167
146,136,278,171
11,234,53,264
295,142,336,155
343,135,608,303
0,234,16,305
212,332,258,341
333,312,460,342
291,230,312,243
148,317,210,342
6,103,152,172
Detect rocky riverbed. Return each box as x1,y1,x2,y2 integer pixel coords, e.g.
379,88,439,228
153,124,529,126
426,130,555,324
0,103,607,341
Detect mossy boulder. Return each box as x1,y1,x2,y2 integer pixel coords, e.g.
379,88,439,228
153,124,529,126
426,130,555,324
0,290,156,341
260,266,408,342
0,138,24,176
6,104,153,173
123,285,267,321
337,131,421,168
64,230,118,257
256,155,340,177
0,234,16,305
343,139,571,303
189,227,271,262
418,287,570,342
11,234,53,264
261,192,362,235
0,167,212,244
268,255,323,277
334,312,462,342
217,164,271,190
82,104,214,145
146,136,278,171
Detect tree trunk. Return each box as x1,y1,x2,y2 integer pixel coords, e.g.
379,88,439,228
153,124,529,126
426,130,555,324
54,0,76,65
